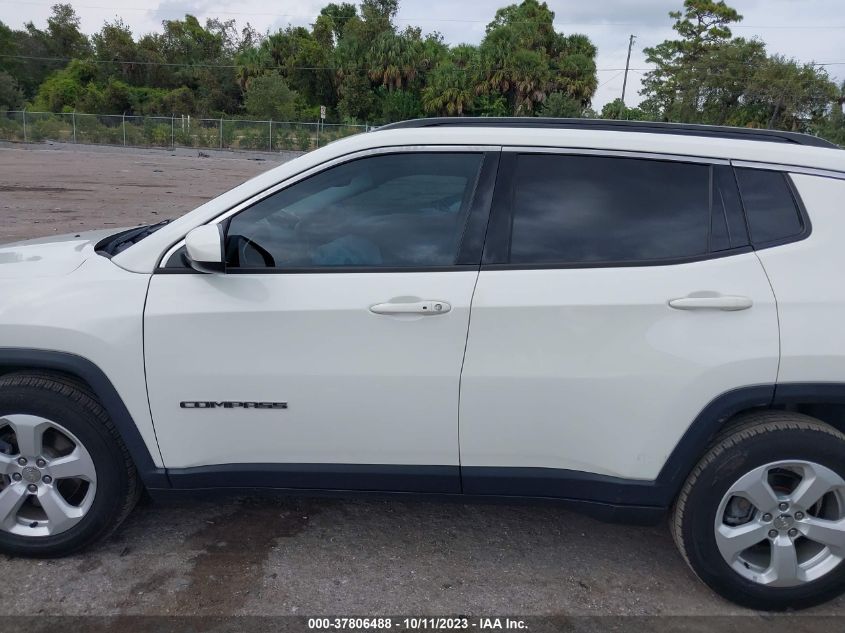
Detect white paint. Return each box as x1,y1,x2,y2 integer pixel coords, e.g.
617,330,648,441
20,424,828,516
459,254,779,479
1,126,841,483
144,271,478,467
755,175,845,383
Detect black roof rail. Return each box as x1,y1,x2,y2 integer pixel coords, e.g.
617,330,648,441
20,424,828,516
378,117,838,149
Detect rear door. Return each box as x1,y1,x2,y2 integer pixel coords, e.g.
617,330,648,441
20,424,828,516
459,149,780,495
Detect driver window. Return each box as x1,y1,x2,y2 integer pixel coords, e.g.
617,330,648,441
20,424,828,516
225,152,484,269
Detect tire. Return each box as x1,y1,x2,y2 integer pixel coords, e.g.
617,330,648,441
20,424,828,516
0,372,141,557
672,410,845,610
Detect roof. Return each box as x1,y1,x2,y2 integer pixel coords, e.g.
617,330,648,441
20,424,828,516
379,117,838,149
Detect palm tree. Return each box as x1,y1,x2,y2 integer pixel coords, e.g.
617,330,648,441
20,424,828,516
422,45,480,116
368,31,418,90
235,48,265,93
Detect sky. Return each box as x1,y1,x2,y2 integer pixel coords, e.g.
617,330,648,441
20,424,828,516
1,0,843,109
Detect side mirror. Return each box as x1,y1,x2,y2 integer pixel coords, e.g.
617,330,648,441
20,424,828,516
184,224,225,273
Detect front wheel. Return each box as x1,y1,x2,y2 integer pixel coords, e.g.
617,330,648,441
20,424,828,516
672,411,845,610
0,372,141,557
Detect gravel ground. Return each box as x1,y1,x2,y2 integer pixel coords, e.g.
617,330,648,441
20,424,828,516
1,143,844,620
0,142,283,242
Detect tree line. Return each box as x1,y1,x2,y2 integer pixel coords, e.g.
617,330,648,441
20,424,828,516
0,0,843,144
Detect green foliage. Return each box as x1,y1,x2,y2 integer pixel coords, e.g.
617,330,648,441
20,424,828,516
1,0,601,126
541,93,585,118
46,3,91,58
476,0,597,115
3,4,88,98
92,19,140,84
600,98,650,121
243,73,298,120
817,83,845,146
2,0,840,145
0,22,18,77
337,72,376,121
320,3,357,44
0,71,24,109
640,0,840,135
422,45,480,116
31,59,97,111
29,114,73,142
379,88,422,120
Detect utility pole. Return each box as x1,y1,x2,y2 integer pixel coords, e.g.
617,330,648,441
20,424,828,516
621,34,636,107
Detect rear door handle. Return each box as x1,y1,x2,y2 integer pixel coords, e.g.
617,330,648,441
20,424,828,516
370,300,452,315
668,295,753,311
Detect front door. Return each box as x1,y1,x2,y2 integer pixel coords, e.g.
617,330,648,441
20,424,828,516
144,149,498,493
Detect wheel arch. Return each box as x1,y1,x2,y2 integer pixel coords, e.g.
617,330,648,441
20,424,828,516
658,383,845,506
0,348,168,488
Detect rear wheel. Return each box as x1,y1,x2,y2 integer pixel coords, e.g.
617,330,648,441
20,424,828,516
672,411,845,610
0,372,141,556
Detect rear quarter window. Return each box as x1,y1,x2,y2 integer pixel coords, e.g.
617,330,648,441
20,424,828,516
734,168,806,246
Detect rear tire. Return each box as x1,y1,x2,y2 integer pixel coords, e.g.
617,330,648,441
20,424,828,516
672,411,845,610
0,372,141,557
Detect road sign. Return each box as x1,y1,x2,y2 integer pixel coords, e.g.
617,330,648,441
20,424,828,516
320,105,326,120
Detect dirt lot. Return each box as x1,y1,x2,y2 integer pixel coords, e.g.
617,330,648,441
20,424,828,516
0,143,844,621
0,142,281,242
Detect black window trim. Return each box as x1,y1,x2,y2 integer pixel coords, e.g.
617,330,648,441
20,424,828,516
483,148,755,271
156,146,501,274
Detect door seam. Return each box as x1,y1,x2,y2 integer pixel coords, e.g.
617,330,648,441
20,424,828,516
753,250,782,386
457,268,482,494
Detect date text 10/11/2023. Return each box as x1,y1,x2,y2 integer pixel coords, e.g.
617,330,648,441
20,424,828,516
307,617,529,630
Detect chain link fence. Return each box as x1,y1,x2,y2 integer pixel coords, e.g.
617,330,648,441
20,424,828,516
0,111,367,152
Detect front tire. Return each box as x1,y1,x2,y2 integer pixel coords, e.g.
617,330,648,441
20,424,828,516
0,372,141,557
672,411,845,610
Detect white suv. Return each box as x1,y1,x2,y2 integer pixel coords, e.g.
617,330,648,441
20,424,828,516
0,118,843,610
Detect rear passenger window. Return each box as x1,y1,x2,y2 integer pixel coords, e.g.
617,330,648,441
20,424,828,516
734,168,805,246
507,154,734,265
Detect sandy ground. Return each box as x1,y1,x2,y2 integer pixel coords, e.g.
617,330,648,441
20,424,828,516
0,142,284,242
0,143,844,621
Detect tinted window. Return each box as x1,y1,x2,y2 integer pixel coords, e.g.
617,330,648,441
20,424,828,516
226,153,483,269
735,168,804,245
508,155,711,265
711,165,750,252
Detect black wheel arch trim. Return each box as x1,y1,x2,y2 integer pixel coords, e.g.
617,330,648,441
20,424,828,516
0,348,168,488
650,384,775,504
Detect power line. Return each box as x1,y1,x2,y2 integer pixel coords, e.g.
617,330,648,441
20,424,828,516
2,53,842,74
596,71,624,90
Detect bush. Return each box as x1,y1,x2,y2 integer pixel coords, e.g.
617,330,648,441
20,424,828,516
295,126,313,150
29,115,73,142
0,114,23,141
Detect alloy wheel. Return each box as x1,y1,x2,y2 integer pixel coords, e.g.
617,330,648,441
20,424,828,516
0,415,97,537
715,460,845,587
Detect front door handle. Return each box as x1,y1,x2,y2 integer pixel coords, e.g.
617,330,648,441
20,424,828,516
370,300,452,315
668,295,753,311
